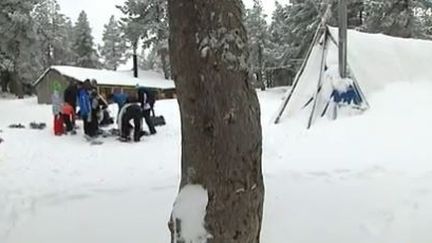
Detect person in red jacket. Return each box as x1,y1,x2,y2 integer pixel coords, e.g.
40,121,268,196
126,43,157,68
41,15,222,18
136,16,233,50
62,103,76,134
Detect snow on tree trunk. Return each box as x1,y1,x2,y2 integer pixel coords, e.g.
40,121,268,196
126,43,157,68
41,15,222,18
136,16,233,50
168,0,264,242
171,185,210,243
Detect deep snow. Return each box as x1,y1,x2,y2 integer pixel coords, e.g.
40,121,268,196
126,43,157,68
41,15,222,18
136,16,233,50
0,81,432,243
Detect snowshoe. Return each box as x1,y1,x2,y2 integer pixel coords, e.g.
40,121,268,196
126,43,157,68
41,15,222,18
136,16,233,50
110,128,120,136
29,122,47,130
9,123,25,129
118,136,131,143
65,130,77,135
90,140,103,145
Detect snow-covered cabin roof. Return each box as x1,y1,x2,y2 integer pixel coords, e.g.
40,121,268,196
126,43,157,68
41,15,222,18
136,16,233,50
34,65,175,90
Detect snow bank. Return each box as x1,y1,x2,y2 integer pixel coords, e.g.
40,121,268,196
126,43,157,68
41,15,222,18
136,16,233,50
172,185,210,243
329,27,432,95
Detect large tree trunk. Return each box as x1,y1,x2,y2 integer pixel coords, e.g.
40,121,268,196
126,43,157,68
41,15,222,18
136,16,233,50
168,0,264,242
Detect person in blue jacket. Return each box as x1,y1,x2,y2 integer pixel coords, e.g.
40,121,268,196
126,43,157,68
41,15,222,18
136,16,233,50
77,80,93,137
108,89,128,111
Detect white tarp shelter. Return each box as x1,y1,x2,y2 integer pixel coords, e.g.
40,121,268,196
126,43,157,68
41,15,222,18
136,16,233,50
274,25,432,128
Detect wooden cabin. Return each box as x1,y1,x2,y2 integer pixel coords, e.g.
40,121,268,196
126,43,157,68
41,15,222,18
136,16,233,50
33,66,176,104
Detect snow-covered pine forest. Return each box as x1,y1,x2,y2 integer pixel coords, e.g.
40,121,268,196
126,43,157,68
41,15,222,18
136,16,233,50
3,0,432,96
1,0,432,243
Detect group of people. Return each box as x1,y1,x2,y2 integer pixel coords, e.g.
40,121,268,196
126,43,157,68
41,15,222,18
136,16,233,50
108,85,157,142
52,79,157,142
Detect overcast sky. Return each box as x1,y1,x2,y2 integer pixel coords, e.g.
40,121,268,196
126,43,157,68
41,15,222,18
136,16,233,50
57,0,289,44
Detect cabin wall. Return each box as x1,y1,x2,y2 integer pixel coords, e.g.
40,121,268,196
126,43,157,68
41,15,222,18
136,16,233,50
98,85,176,100
36,70,70,104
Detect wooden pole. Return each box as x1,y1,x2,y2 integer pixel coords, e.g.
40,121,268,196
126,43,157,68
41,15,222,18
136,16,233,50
273,24,324,124
307,30,329,129
338,0,348,78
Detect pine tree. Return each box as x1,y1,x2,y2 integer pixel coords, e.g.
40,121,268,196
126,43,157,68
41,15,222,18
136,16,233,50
118,0,170,79
100,15,128,70
0,0,42,97
267,1,292,70
72,11,99,68
417,2,432,38
139,46,164,73
58,18,76,64
265,1,322,87
117,0,150,76
362,0,425,38
144,0,170,79
33,0,75,68
139,47,156,70
244,0,269,90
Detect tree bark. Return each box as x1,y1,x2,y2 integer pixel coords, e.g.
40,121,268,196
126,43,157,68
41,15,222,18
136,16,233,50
168,0,264,242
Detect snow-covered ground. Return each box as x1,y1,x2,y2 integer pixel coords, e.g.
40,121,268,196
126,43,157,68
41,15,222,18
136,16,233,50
1,81,432,243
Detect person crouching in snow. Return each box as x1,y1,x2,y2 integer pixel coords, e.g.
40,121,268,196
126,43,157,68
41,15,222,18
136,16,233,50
62,103,76,134
117,101,146,142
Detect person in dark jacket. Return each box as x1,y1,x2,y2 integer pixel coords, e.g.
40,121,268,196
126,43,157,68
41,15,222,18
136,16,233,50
137,86,156,135
63,81,78,111
117,102,146,142
89,89,100,136
88,81,108,136
63,81,78,125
